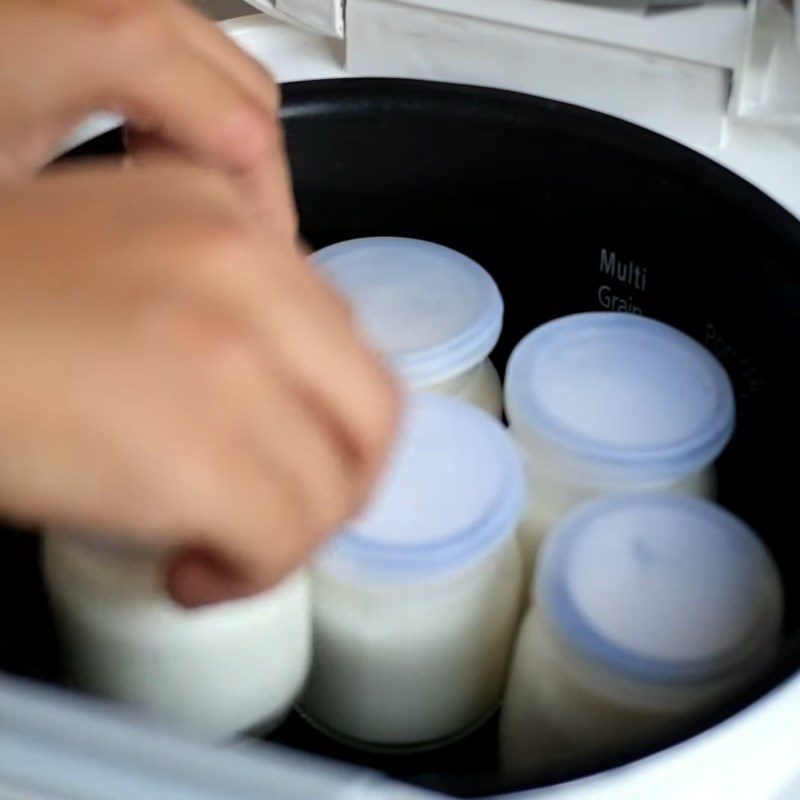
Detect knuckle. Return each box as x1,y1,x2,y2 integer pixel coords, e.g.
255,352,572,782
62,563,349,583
145,294,257,386
204,325,257,384
184,312,256,382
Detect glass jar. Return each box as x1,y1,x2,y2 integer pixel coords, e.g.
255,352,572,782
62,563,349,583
314,237,504,417
43,534,311,740
500,494,783,776
300,394,525,750
504,312,735,581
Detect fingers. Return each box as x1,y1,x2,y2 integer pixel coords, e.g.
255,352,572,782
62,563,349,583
167,392,357,609
0,0,298,232
256,260,403,486
201,275,399,590
168,219,402,510
139,243,399,606
202,336,368,552
171,4,298,242
113,2,297,242
197,236,403,497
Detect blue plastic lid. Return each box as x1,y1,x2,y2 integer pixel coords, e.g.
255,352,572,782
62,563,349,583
320,394,524,580
536,494,783,685
504,313,735,483
313,238,504,387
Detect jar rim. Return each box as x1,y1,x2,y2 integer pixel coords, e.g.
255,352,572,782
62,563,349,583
504,312,735,483
318,394,524,580
535,494,783,685
314,237,504,387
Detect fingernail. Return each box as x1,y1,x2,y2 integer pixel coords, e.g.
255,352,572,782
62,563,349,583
165,548,259,609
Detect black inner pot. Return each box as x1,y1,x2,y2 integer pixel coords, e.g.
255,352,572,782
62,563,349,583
3,78,800,797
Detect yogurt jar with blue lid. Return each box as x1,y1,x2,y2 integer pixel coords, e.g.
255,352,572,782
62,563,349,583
500,493,783,776
300,393,524,750
314,237,504,417
504,312,736,577
42,533,311,741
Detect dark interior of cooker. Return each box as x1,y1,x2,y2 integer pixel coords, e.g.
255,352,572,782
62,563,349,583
2,78,800,797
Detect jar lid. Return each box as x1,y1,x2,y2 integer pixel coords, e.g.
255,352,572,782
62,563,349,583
313,238,503,387
320,394,524,580
504,312,735,484
537,494,783,684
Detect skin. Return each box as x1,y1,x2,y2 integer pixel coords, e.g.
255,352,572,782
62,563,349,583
0,0,401,607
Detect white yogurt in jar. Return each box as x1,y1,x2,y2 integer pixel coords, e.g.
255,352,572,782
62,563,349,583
300,394,525,750
504,312,736,581
314,237,504,417
500,494,783,776
43,534,311,740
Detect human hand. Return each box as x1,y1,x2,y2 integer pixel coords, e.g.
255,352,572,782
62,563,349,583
0,160,400,607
